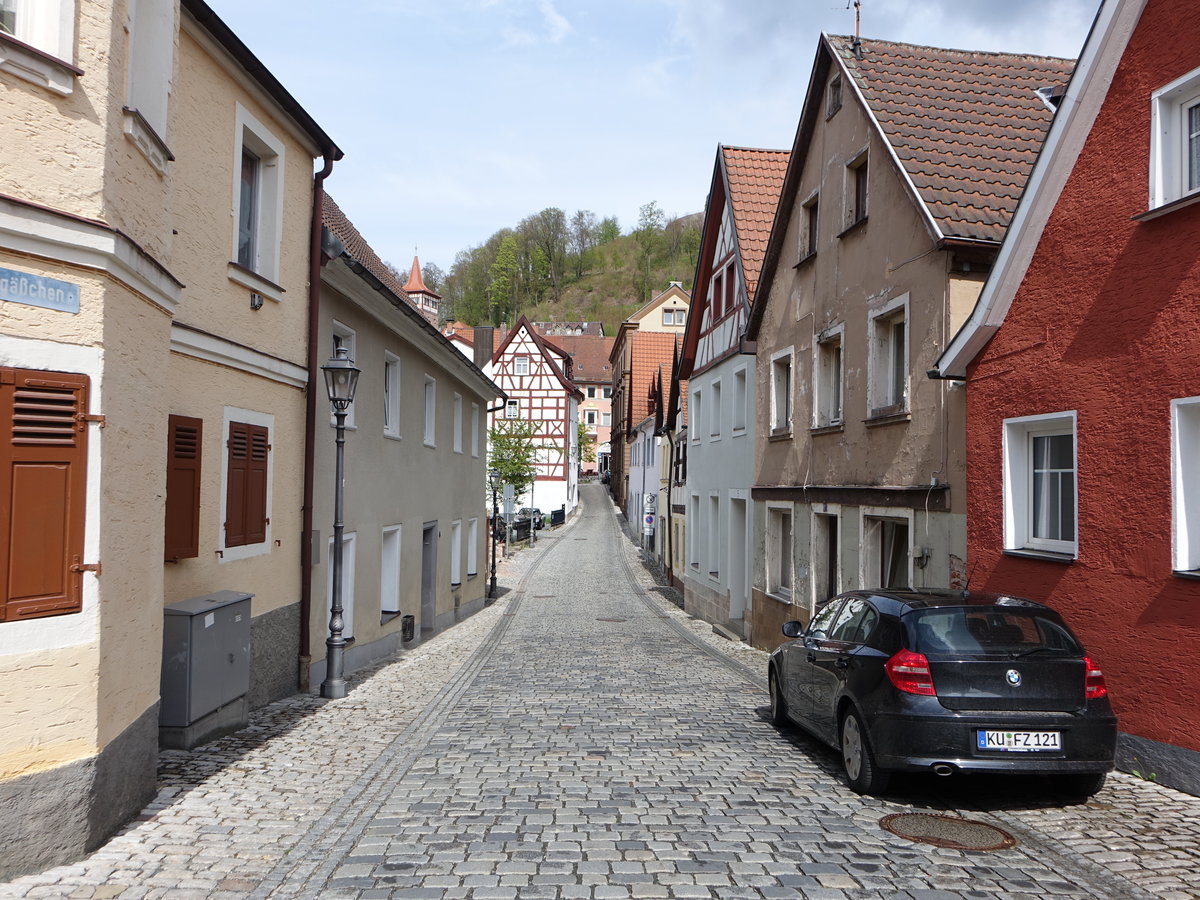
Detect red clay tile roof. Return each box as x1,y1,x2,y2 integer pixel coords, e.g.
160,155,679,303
548,334,616,384
628,332,679,428
830,34,1073,243
722,147,790,301
322,195,411,300
403,255,441,298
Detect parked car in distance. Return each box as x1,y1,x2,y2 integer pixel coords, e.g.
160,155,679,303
768,590,1117,798
517,507,544,529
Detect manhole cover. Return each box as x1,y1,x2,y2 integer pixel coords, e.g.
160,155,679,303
596,617,626,623
880,813,1016,851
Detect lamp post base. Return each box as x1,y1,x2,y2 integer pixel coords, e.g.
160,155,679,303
320,679,347,699
321,638,347,698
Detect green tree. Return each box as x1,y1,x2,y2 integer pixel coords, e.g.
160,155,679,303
634,201,665,300
422,261,447,295
597,216,621,244
577,421,596,465
489,418,539,500
569,209,599,278
487,233,519,326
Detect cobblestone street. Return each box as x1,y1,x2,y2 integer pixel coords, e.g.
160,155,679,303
4,483,1199,899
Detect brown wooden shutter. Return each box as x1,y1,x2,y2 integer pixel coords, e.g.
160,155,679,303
225,422,249,547
0,368,89,622
225,421,268,548
164,415,202,560
244,424,268,544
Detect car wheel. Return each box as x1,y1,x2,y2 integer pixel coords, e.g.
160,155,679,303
1060,772,1106,799
769,669,788,727
841,709,890,795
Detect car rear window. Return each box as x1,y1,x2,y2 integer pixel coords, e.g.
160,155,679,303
906,607,1083,657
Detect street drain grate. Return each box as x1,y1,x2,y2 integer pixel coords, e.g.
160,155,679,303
596,617,627,623
879,813,1016,851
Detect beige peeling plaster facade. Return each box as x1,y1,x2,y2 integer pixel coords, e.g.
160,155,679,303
750,59,982,649
308,260,500,687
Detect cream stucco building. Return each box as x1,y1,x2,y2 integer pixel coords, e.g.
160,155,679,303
0,0,340,876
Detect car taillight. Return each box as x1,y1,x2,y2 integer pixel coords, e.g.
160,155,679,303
1084,656,1108,699
886,649,936,696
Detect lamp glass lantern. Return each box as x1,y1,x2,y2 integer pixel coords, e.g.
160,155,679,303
322,346,361,410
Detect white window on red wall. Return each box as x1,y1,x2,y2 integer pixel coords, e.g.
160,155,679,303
1172,398,1200,572
1002,411,1078,558
1151,66,1200,209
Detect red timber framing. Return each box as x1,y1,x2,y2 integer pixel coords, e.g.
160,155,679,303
490,317,582,482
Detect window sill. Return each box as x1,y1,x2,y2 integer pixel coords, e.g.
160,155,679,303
122,107,174,175
384,431,402,442
1002,548,1076,564
837,215,868,239
1133,191,1200,222
380,610,402,624
768,427,793,443
793,251,817,270
864,408,910,427
766,589,794,606
423,441,436,449
228,263,285,302
0,32,81,96
1173,569,1200,580
732,426,747,437
810,422,844,436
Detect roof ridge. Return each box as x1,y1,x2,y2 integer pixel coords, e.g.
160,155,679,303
827,32,1074,63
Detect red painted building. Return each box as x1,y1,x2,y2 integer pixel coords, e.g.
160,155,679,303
934,0,1200,794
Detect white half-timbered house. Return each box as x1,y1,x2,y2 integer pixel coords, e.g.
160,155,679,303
678,146,789,637
486,317,583,518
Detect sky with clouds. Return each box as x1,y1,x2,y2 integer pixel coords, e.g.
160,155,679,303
204,0,1102,274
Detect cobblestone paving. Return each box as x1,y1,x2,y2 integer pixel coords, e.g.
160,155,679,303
3,483,1199,899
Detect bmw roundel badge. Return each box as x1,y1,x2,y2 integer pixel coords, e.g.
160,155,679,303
1006,669,1022,687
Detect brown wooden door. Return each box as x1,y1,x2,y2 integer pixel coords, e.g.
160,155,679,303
0,367,89,621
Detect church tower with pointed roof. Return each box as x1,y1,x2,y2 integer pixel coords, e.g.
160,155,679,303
403,255,442,326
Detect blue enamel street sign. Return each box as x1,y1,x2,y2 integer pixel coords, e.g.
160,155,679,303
0,267,81,314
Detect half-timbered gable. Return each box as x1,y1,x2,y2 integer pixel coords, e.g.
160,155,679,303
487,317,582,515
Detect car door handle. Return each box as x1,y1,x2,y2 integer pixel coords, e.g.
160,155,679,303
835,657,850,669
806,653,817,662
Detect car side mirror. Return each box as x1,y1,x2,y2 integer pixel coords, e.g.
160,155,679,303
781,621,803,639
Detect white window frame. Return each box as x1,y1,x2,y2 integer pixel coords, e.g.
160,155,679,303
770,347,794,435
1003,411,1078,557
423,375,437,446
380,525,402,617
330,322,357,429
218,406,273,564
811,505,842,605
471,403,480,457
691,388,702,443
124,0,174,172
603,386,612,399
867,295,908,415
814,325,845,427
860,507,913,589
450,519,462,586
766,503,794,601
453,392,463,453
0,0,77,94
1151,66,1200,209
230,104,286,291
505,399,520,419
587,386,596,399
601,411,611,427
514,356,530,376
708,493,721,578
688,493,701,569
467,518,479,577
732,367,748,434
585,409,597,426
709,378,722,439
383,352,400,439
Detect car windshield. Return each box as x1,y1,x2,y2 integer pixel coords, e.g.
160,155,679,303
906,606,1083,658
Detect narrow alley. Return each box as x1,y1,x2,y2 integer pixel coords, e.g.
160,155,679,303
4,484,1198,900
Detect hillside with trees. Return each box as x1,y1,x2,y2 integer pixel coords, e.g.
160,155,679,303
432,202,702,336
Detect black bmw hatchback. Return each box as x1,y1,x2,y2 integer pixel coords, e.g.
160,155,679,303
768,590,1117,797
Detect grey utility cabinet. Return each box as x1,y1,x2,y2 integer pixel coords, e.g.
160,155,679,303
160,590,252,728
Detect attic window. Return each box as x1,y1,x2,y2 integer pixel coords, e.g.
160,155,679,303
827,76,843,118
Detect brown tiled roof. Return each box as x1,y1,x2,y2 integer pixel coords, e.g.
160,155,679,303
628,332,679,429
403,255,441,298
548,334,616,383
322,195,411,300
722,147,790,300
831,35,1073,243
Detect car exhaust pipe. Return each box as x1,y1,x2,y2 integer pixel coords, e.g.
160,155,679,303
932,763,956,777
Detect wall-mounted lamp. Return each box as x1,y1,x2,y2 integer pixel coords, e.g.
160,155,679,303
914,546,932,569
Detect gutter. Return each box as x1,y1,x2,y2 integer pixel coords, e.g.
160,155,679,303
299,154,336,689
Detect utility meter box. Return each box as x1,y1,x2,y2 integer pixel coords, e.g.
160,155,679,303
160,590,252,731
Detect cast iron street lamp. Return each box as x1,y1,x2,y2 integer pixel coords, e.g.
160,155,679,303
320,345,360,699
488,469,501,599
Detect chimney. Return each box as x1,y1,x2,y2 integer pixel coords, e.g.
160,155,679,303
473,326,494,370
